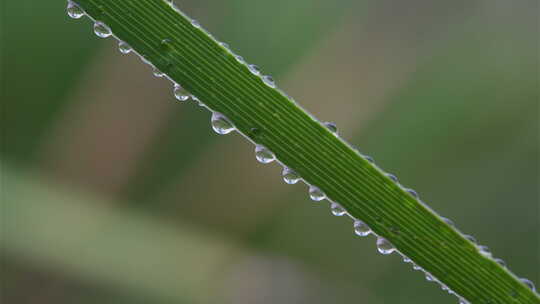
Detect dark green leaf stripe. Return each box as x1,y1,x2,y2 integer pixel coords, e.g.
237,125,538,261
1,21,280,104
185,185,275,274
71,1,539,303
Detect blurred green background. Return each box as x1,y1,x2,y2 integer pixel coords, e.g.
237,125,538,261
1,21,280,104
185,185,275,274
1,0,538,303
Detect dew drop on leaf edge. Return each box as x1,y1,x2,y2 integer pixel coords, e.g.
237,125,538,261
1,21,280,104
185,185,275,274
211,112,235,135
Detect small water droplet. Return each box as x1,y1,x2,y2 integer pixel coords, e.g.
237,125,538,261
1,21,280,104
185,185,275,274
478,245,491,257
330,203,346,216
458,298,470,304
520,278,537,292
376,237,396,255
163,0,173,5
262,75,276,88
402,256,412,263
248,64,260,75
354,220,371,237
413,264,422,271
235,56,245,64
324,122,338,134
94,21,112,38
425,273,434,282
441,217,455,227
160,38,172,49
282,167,300,184
464,235,477,244
211,112,235,135
67,1,85,19
173,84,189,101
255,145,275,164
387,173,398,182
191,19,200,28
494,258,506,268
153,67,164,77
405,188,419,198
363,154,374,163
308,186,326,201
118,41,132,54
219,42,230,49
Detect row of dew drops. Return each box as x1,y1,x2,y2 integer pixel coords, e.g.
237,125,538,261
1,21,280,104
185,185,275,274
67,1,537,302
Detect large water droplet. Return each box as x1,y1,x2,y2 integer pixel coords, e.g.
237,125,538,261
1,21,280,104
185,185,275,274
520,278,537,292
282,167,300,184
262,75,276,88
67,1,85,19
308,186,326,201
173,84,189,101
376,237,396,255
353,220,371,237
330,203,346,216
248,64,260,75
118,41,132,54
93,21,111,38
211,112,235,135
255,145,275,164
324,122,338,134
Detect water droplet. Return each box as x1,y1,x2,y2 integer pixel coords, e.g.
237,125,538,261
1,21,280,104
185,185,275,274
308,186,326,201
425,273,434,282
405,188,419,198
478,245,491,257
161,38,172,49
191,19,200,28
363,154,374,163
255,145,275,164
219,42,230,49
164,0,173,5
282,167,300,184
94,21,112,38
413,264,422,271
464,235,477,244
248,64,260,75
173,84,189,101
376,237,396,255
235,56,245,64
354,220,371,237
211,112,235,135
330,203,346,216
459,298,470,304
494,258,506,268
118,41,132,54
153,67,164,77
387,173,398,182
67,1,85,19
441,217,455,227
520,278,537,292
402,256,412,263
324,122,338,134
262,75,276,88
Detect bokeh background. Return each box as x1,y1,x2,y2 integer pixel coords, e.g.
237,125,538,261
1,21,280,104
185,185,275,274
1,0,539,303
